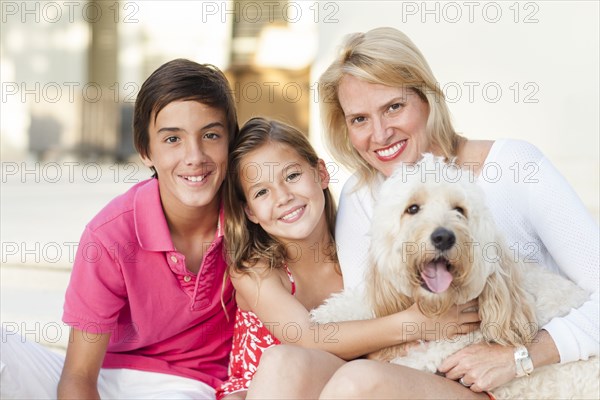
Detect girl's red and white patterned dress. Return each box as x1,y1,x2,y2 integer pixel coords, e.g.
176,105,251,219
216,266,295,399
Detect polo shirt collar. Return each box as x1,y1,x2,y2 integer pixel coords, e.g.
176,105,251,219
134,179,174,252
133,179,225,252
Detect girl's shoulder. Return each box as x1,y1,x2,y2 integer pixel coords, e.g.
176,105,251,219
231,260,294,311
230,259,271,281
230,260,290,289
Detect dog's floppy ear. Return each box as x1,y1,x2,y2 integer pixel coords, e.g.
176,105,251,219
479,238,537,346
367,261,413,317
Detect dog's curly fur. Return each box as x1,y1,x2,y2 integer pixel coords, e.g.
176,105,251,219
311,154,598,399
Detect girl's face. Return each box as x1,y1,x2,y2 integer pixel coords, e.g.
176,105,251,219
239,142,330,244
141,100,229,214
337,75,431,177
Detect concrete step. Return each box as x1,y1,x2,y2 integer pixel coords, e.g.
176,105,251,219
1,264,71,352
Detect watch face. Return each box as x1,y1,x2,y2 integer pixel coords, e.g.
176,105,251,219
515,346,528,358
514,346,533,377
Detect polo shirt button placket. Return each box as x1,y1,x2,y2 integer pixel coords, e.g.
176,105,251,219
184,275,191,283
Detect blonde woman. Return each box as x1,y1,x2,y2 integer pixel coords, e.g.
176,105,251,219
315,27,598,398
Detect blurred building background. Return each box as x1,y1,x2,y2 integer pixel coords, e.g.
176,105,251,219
1,0,315,161
1,1,598,351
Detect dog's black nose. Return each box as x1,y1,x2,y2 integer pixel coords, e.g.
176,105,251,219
431,227,456,250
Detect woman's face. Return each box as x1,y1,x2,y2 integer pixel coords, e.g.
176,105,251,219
337,75,431,177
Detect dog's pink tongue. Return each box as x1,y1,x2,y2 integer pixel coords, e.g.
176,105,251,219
421,260,453,293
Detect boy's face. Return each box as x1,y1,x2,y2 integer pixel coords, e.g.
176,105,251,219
141,100,229,215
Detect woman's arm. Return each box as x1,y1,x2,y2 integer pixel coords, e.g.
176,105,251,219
439,330,560,392
527,155,599,362
57,328,111,399
233,268,479,360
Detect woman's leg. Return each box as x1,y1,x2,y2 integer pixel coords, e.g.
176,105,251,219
247,345,346,399
320,359,488,399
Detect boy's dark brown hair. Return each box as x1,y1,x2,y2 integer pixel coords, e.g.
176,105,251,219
133,58,239,173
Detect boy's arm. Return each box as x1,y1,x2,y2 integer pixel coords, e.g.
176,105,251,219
57,328,111,400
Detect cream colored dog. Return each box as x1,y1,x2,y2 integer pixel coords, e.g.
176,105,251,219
311,154,598,399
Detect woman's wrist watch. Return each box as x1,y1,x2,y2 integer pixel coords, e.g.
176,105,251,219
514,345,534,377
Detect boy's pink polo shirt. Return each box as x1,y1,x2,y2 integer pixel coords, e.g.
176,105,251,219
63,178,235,389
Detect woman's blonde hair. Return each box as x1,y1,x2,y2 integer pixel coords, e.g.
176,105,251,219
319,27,462,188
224,117,337,276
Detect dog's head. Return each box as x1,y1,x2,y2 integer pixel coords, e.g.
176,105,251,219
368,154,536,346
369,154,508,317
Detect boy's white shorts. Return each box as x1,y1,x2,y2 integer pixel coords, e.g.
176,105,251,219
0,329,216,399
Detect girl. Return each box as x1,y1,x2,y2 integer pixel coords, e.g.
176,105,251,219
216,117,479,399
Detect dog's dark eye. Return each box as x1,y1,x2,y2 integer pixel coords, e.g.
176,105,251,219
454,206,465,216
406,204,420,215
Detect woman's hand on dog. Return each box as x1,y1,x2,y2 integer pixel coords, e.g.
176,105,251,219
438,342,515,392
411,299,481,342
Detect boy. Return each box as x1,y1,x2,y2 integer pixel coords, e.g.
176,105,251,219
1,59,239,399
